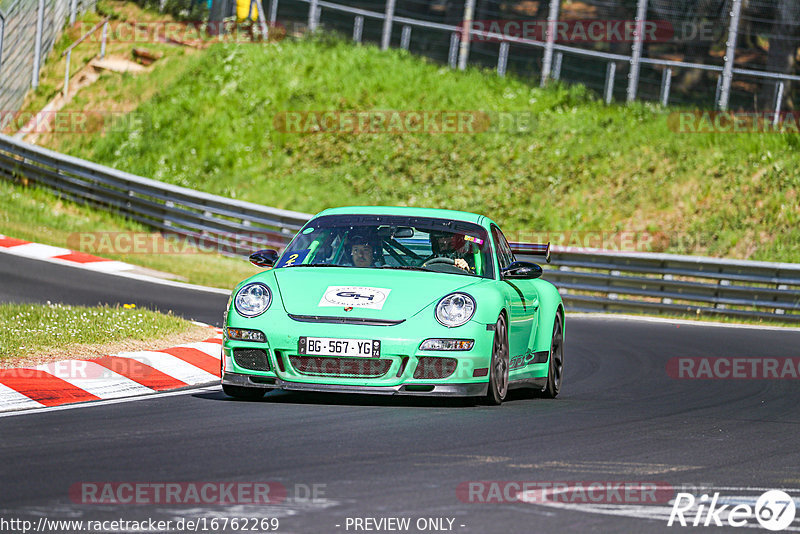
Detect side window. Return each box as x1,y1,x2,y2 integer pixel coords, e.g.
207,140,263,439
491,226,515,270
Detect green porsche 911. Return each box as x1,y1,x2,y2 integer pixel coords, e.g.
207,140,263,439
221,206,564,404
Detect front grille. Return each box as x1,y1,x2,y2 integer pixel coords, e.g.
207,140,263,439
289,356,392,378
288,314,405,326
233,348,270,372
413,357,457,379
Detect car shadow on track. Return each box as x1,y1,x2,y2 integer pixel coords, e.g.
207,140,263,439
193,387,547,408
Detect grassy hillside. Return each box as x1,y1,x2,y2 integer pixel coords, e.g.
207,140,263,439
36,34,800,262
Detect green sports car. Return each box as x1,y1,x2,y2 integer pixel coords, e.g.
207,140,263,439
221,206,564,404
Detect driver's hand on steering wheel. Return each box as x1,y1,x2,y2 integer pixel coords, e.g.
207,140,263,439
455,258,469,271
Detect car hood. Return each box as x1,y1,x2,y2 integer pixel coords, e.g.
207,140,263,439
273,267,480,320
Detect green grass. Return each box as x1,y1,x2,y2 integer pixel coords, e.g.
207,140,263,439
39,33,799,263
0,302,192,360
0,180,259,289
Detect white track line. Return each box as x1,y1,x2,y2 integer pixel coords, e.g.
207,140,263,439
0,385,220,418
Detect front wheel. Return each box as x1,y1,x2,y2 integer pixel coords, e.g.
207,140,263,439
222,384,265,400
485,314,509,405
541,314,564,398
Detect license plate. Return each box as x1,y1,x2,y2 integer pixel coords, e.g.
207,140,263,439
298,337,380,357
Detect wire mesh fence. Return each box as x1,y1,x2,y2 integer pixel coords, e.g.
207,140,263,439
0,0,97,112
262,0,800,112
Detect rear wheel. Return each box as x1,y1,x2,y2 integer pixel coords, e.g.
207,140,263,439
486,314,509,405
542,314,564,398
222,384,265,400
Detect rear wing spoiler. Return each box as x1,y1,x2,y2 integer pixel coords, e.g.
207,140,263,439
509,242,551,264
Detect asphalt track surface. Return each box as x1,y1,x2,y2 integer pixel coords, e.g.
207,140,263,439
2,253,800,533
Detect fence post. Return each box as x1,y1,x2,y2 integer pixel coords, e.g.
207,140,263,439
604,62,616,104
400,25,411,50
552,51,562,80
458,0,476,70
69,0,77,25
100,20,108,58
31,0,44,89
497,41,509,77
660,67,672,106
448,32,459,69
381,0,396,51
773,81,784,127
63,49,71,98
718,0,742,110
308,0,319,32
353,16,363,43
0,13,5,80
626,0,648,102
540,0,560,86
269,0,278,26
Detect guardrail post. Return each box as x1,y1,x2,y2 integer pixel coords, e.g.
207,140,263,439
400,25,411,50
458,0,476,70
448,32,459,69
540,0,560,86
497,41,509,77
660,67,672,106
626,0,648,102
353,16,363,43
308,0,319,32
604,62,616,104
381,0,396,51
773,81,784,127
100,20,108,59
661,273,673,304
718,0,742,110
31,0,44,89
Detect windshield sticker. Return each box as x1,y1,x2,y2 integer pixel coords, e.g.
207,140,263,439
275,249,310,268
319,286,392,310
464,235,484,245
302,227,315,234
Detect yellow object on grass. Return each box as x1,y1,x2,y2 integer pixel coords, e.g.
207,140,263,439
237,0,258,21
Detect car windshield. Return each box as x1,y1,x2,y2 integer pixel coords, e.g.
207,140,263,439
276,214,495,278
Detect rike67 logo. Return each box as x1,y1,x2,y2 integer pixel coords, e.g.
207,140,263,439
668,490,797,531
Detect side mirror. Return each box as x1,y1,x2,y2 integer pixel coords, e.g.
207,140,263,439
249,249,279,268
502,261,543,280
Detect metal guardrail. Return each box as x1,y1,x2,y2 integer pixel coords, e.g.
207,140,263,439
0,132,798,322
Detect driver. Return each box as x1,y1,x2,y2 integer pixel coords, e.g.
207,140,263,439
427,230,472,272
346,232,379,268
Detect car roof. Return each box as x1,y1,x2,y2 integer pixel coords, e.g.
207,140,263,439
315,206,487,226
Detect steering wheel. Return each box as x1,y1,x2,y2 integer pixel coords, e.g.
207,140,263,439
422,257,455,267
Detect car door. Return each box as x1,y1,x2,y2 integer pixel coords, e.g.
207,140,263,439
491,225,539,372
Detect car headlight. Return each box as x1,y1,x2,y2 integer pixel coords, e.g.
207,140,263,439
435,293,476,328
234,283,272,317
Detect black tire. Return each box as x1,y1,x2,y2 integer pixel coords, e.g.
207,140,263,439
222,384,265,400
485,314,510,405
542,314,564,398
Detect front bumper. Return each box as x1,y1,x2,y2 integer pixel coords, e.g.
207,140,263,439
222,372,487,397
223,310,495,396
